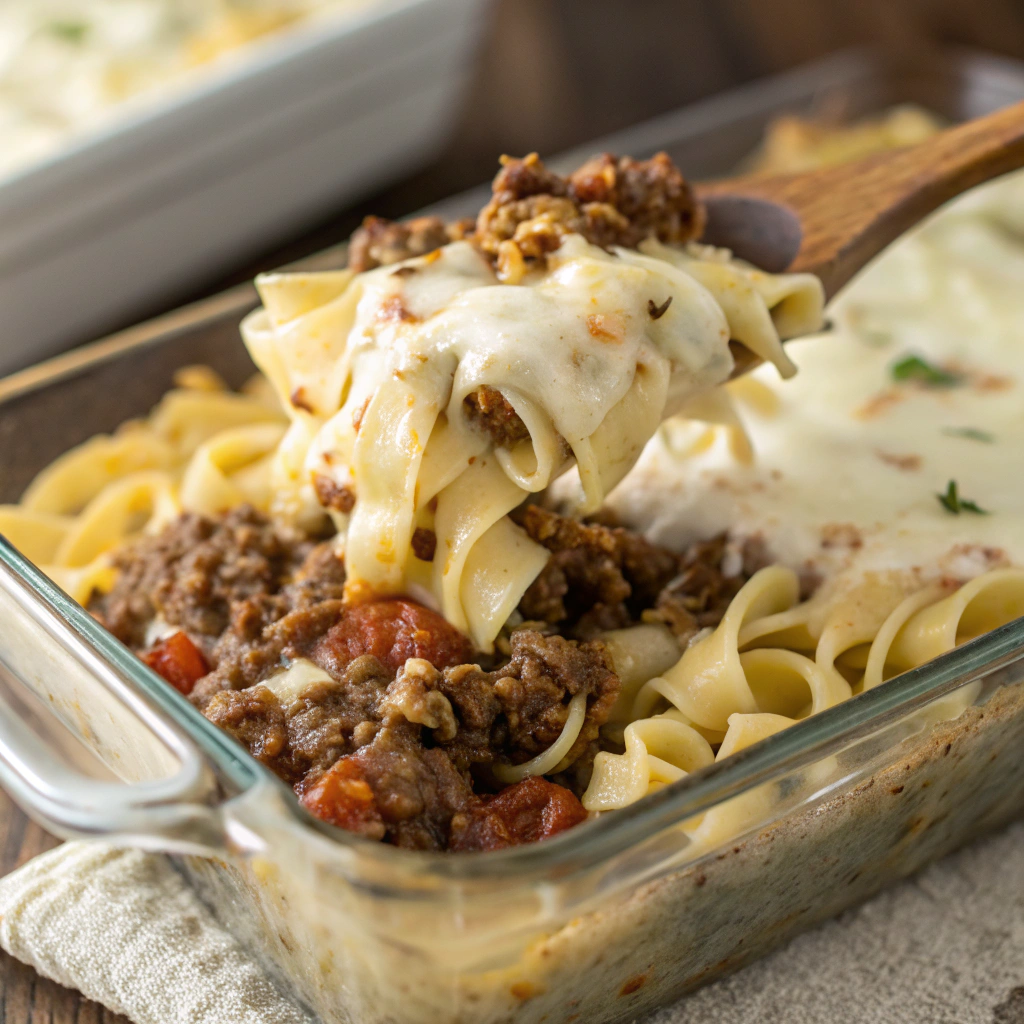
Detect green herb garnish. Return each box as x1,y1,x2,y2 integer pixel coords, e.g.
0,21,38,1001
942,426,995,443
46,19,90,43
891,354,962,387
937,479,990,515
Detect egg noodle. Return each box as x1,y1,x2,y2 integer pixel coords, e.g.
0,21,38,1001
0,231,821,631
0,367,286,603
579,163,1024,820
2,191,1022,837
581,565,1024,827
242,235,820,652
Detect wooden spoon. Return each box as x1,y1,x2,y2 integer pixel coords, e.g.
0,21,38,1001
698,99,1024,375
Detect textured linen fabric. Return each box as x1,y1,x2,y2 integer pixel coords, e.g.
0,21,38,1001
0,842,312,1024
0,828,1023,1024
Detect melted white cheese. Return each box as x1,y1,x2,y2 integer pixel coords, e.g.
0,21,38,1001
262,657,334,706
320,236,738,454
244,234,822,648
604,173,1024,597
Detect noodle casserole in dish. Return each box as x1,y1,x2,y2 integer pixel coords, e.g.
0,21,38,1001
1,46,1024,1024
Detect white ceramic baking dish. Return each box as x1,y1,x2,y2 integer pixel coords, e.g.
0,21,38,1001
0,0,491,376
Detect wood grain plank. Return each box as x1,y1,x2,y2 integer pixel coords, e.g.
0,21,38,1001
0,951,129,1024
0,792,128,1024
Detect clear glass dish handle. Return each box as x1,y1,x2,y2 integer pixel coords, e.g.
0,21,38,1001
0,687,227,854
0,538,257,856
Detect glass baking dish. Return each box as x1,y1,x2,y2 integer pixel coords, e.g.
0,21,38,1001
3,45,1024,1024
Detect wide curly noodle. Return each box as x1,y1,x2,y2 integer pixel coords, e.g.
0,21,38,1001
4,142,1019,854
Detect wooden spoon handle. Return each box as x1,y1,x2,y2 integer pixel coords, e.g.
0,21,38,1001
701,99,1024,297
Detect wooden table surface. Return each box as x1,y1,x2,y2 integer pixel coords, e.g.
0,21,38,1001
8,1,1024,1020
0,792,132,1024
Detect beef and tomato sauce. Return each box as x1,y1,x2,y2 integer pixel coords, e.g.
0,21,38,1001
91,505,745,852
88,151,730,853
348,151,705,275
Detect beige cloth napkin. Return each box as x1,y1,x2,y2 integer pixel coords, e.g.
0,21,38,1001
1,826,1023,1024
0,842,312,1024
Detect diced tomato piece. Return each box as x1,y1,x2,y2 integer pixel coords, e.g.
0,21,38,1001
449,777,588,852
299,758,386,840
312,598,474,675
141,632,209,696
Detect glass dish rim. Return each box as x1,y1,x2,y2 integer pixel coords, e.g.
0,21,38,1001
3,534,1023,884
5,41,1024,883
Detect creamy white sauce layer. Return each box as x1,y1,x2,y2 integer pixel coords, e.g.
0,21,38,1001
244,233,822,647
305,236,739,460
0,0,364,180
603,173,1024,596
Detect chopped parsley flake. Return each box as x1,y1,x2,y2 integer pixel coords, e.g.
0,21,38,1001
891,354,962,387
942,426,995,443
46,19,90,43
937,479,990,515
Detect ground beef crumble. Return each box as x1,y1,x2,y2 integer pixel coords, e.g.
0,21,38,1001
95,506,330,649
476,151,705,263
346,151,705,278
462,385,531,449
200,631,612,850
347,214,475,273
91,499,744,852
90,501,745,847
514,503,736,642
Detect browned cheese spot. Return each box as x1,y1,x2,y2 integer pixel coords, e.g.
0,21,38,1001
313,474,356,514
586,313,623,343
820,523,863,550
290,387,315,413
854,388,906,421
875,449,922,471
377,294,419,325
